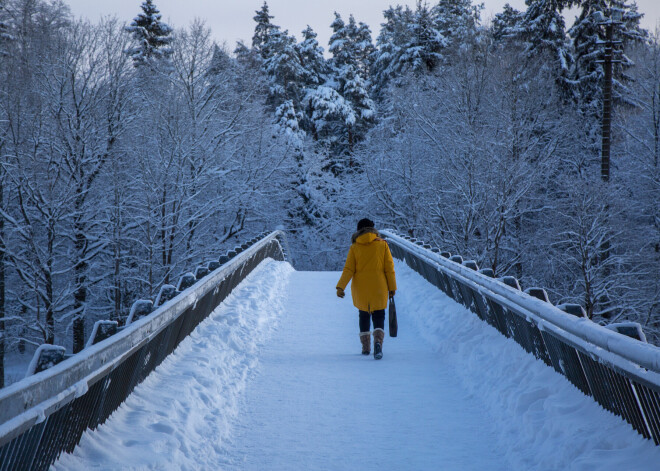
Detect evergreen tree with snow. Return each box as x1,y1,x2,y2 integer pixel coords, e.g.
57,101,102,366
329,13,374,80
234,40,262,69
275,99,305,149
207,44,233,77
328,12,352,71
432,0,482,44
372,0,480,93
296,26,330,136
491,4,524,41
125,0,173,68
568,0,646,118
493,0,571,87
263,28,307,106
327,12,376,154
298,26,328,88
252,1,277,59
400,2,448,72
302,85,355,159
341,63,376,151
372,6,415,93
354,21,376,79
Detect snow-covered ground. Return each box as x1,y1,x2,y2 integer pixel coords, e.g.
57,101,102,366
53,259,660,470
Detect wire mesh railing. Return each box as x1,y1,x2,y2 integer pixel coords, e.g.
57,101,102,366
381,229,660,446
0,231,288,470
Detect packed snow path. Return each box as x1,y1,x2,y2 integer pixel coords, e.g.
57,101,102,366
222,270,508,471
54,259,660,470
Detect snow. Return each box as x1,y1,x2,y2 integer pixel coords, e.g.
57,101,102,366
24,345,65,378
52,259,660,470
395,263,660,470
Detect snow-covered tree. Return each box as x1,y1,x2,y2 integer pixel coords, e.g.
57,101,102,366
252,1,276,59
340,64,375,151
399,2,448,72
303,85,355,153
275,100,305,149
568,0,646,118
354,21,376,79
491,4,524,41
432,0,481,45
125,0,173,68
493,0,571,85
0,0,75,357
372,5,414,92
263,28,307,106
298,26,327,88
328,12,352,71
372,0,481,92
615,34,660,340
550,180,641,320
327,12,376,154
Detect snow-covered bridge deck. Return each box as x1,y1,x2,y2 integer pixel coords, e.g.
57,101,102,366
53,260,660,470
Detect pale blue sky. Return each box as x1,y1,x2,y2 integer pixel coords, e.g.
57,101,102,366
66,0,659,51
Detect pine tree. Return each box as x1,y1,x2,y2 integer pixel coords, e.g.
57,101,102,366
523,0,570,71
275,99,305,149
492,4,524,41
399,2,447,72
569,0,646,118
341,63,376,150
372,6,414,93
207,44,233,77
432,0,482,45
252,1,277,59
372,0,480,92
234,40,261,69
125,0,173,68
302,85,355,154
328,12,377,153
492,0,572,90
328,12,352,71
263,29,306,107
298,26,327,88
354,21,376,79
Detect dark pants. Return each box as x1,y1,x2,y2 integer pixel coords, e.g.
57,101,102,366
359,309,385,333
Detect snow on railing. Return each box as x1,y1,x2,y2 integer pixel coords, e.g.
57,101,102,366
381,229,660,446
0,231,288,471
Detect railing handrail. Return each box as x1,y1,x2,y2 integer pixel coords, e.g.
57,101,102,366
382,230,660,445
381,230,660,381
0,230,286,447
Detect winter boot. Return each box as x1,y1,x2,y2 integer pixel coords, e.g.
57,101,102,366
360,332,371,355
373,329,384,360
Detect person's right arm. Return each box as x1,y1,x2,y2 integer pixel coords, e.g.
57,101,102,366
336,245,356,292
384,243,397,296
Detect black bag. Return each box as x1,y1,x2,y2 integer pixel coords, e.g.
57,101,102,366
389,296,398,337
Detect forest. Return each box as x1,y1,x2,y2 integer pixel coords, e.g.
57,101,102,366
0,0,657,387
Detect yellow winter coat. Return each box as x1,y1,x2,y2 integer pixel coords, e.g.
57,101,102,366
336,228,397,312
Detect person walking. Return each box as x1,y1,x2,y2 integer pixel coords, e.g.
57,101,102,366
336,218,397,360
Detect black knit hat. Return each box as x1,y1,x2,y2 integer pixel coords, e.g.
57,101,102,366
357,218,375,231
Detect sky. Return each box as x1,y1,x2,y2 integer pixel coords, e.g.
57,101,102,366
65,0,660,52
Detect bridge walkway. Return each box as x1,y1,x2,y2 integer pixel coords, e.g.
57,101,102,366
53,260,660,470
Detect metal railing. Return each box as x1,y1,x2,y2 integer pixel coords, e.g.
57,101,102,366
381,230,660,445
0,231,288,470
